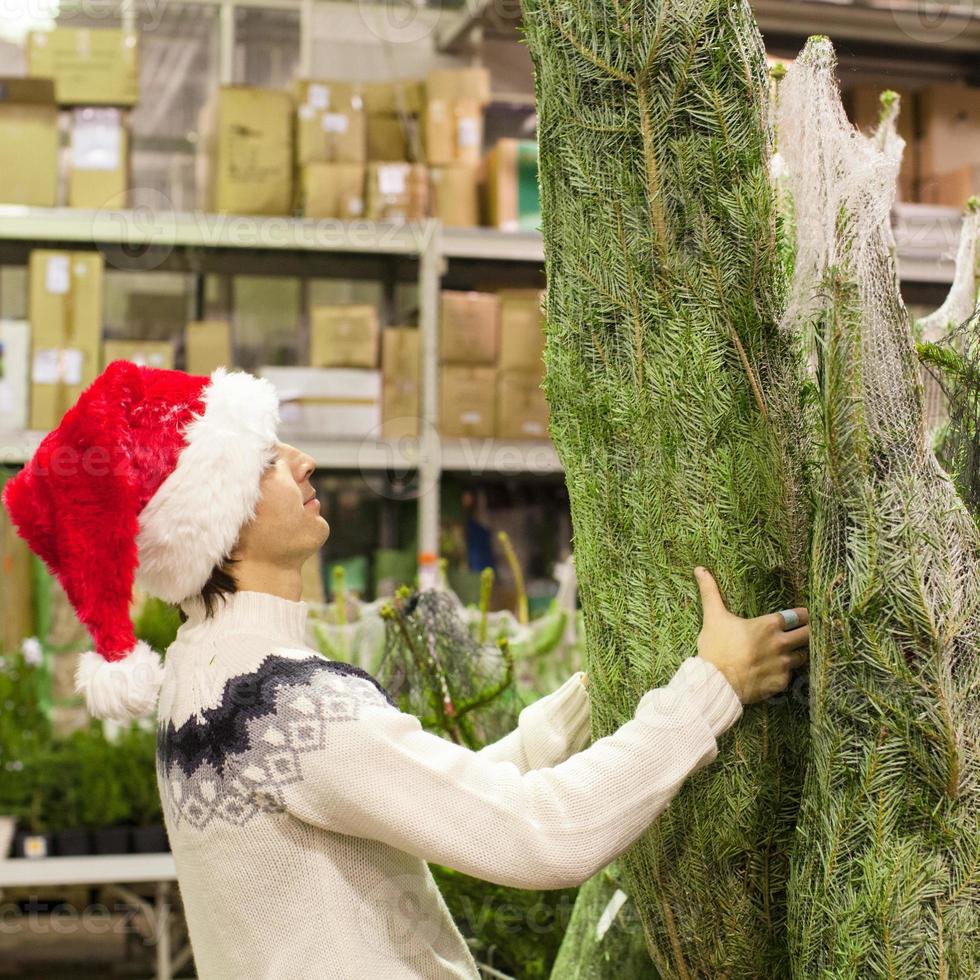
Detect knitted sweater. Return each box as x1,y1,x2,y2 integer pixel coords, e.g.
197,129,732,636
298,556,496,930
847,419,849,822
155,589,743,979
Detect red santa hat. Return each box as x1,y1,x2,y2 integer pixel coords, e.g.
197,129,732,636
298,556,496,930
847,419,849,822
1,360,281,722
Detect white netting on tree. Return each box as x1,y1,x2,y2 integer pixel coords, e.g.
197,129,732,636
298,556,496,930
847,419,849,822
777,36,980,977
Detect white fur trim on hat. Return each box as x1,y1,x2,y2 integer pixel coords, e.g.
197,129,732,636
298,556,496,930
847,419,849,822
75,642,165,721
135,367,280,604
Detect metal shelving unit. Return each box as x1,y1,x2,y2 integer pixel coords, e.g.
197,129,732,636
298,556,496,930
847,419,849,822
0,202,965,554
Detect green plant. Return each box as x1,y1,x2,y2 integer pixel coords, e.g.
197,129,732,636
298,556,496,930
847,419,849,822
114,724,163,826
133,595,182,654
519,0,814,973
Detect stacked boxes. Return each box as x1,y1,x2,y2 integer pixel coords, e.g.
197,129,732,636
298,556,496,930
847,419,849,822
381,327,420,439
483,139,541,231
310,305,379,369
495,289,549,439
68,107,130,209
27,28,139,106
28,251,104,430
439,291,498,438
366,163,429,221
0,320,30,430
185,320,233,376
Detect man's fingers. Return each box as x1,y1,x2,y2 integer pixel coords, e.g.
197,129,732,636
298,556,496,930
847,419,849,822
695,566,729,618
786,647,809,670
779,623,810,649
773,606,809,630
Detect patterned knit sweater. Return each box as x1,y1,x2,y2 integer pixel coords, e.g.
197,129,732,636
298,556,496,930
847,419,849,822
155,589,743,979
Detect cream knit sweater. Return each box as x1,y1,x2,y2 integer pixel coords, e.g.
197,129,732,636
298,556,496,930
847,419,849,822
155,589,743,979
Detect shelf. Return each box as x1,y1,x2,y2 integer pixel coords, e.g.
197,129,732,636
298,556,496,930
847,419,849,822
439,438,562,474
0,207,433,257
441,227,544,263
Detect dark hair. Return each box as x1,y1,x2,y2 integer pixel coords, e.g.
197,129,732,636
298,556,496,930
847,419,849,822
177,557,239,623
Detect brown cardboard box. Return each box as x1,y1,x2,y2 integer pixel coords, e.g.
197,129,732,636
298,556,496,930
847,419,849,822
197,87,293,215
484,139,541,232
919,165,980,208
426,68,491,106
441,365,495,438
186,320,233,375
68,107,130,209
496,370,550,440
440,290,499,364
362,79,425,115
302,163,366,219
102,339,174,371
846,87,918,202
28,28,139,106
920,84,980,178
367,114,413,161
498,289,545,372
382,327,420,439
29,251,104,430
0,473,33,653
423,98,482,166
429,165,479,226
294,79,366,165
0,78,58,207
366,163,429,221
310,304,380,368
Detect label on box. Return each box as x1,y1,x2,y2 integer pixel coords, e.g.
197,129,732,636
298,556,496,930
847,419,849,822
45,256,70,295
298,104,316,121
522,420,545,436
71,108,121,171
323,112,349,134
457,117,480,148
308,84,329,110
378,164,406,197
33,349,84,385
349,197,364,216
461,411,482,424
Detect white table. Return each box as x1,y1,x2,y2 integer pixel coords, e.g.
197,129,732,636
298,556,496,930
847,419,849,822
0,853,190,979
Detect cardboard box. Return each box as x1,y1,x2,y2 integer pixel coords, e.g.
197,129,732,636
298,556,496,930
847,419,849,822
920,84,980,178
846,87,918,202
366,163,429,221
68,107,130,210
498,289,545,372
0,78,58,207
426,68,491,106
197,87,293,215
102,339,174,371
0,470,33,654
423,99,482,166
496,370,550,440
484,139,540,232
362,79,425,115
441,366,495,438
440,290,499,364
294,79,366,165
0,320,30,431
310,304,380,368
29,251,104,430
302,163,366,220
382,327,420,439
367,114,413,162
919,165,980,208
258,365,382,438
28,28,139,106
186,320,233,375
429,165,479,227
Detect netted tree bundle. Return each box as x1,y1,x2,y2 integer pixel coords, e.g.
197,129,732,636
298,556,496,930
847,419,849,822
778,39,980,978
518,0,814,974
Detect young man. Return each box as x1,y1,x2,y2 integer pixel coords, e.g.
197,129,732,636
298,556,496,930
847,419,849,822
3,360,809,978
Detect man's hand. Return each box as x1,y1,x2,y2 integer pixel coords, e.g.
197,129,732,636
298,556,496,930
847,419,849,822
694,566,809,704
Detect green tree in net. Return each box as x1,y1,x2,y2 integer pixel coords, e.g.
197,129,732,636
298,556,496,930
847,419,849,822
777,38,980,978
518,0,815,974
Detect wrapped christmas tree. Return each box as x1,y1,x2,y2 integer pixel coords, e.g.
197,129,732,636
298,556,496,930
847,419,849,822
778,39,980,978
519,0,814,973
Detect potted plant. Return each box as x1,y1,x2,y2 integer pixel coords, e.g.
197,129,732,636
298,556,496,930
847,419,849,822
39,736,90,856
117,725,169,852
76,725,131,854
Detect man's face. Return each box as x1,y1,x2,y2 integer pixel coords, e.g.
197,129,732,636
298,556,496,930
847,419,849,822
233,442,330,565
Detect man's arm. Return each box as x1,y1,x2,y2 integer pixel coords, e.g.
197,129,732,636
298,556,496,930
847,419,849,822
264,655,742,891
475,671,592,773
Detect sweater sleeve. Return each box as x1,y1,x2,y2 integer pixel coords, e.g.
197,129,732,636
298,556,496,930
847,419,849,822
475,671,592,773
276,655,742,890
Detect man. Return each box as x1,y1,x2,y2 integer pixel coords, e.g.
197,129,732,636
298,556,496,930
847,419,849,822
3,360,809,978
